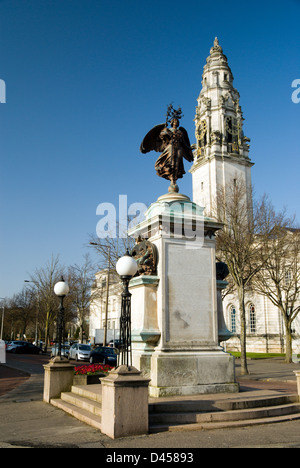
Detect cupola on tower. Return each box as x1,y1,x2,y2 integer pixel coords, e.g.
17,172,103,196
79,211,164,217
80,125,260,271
190,38,254,215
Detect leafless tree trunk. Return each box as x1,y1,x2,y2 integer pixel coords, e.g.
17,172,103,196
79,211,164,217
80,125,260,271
213,178,274,375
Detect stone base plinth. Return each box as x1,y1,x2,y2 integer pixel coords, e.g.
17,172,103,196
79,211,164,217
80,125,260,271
149,350,238,397
100,366,150,439
43,357,74,403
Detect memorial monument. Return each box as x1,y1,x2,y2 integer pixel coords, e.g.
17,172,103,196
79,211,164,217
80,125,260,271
128,104,238,397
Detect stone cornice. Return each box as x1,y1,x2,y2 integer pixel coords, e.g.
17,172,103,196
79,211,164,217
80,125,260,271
190,153,254,173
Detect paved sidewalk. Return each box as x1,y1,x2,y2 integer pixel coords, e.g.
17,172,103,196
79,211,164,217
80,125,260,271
0,357,300,449
0,365,29,396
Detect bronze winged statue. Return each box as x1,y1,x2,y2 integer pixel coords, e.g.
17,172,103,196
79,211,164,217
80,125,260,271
140,105,194,193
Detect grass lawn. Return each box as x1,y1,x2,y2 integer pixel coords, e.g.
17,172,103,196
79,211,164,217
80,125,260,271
229,352,287,359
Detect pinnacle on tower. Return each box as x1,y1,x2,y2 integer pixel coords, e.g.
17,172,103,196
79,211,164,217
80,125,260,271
210,37,223,54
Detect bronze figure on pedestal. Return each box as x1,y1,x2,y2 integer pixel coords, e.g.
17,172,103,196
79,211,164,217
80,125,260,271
140,104,194,193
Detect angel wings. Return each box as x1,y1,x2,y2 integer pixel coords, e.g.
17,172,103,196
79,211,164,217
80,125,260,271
140,120,194,187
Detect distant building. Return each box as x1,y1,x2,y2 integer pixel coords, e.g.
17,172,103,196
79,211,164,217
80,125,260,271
89,269,121,345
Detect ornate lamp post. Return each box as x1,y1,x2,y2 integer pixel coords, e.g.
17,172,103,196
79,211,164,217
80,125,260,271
116,251,137,367
54,277,69,359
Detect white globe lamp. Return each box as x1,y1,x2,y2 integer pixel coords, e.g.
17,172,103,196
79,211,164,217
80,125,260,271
116,252,138,278
54,278,69,297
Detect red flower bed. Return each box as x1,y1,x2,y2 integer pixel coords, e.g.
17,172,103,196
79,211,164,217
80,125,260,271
74,363,113,376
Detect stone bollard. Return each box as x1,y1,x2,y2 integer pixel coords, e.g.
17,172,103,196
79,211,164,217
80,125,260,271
100,365,150,439
294,371,300,400
43,357,74,403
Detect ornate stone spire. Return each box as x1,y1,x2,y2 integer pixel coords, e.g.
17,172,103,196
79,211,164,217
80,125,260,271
193,37,251,162
191,39,254,215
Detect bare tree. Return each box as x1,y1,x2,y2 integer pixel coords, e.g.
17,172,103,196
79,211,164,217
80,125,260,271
8,288,35,339
67,254,99,343
214,179,275,375
88,219,136,346
88,233,135,273
28,255,63,351
253,215,300,363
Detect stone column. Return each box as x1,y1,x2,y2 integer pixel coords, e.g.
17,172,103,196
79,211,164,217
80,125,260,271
294,371,300,400
100,366,150,439
130,275,161,378
43,357,74,403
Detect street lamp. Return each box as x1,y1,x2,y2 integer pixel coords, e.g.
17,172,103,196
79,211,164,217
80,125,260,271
54,277,69,359
116,251,137,367
0,298,5,341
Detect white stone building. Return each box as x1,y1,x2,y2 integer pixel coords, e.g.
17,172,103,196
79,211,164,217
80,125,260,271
89,269,122,344
191,38,300,354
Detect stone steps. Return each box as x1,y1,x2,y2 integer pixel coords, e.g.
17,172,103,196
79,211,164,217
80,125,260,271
149,403,300,426
149,394,299,414
148,394,300,432
149,412,300,433
51,385,300,435
61,391,102,416
71,384,102,403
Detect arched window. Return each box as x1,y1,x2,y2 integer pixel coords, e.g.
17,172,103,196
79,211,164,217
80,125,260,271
249,304,256,333
230,306,237,334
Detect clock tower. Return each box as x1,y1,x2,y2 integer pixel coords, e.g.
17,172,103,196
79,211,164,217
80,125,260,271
191,38,254,215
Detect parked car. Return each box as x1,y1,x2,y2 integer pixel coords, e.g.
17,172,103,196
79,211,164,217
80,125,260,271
6,341,27,352
51,344,70,359
69,343,91,361
89,346,118,366
7,342,43,355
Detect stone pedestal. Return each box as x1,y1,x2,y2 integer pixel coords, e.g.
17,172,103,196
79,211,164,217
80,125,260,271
0,340,6,364
100,366,150,439
128,192,238,397
43,357,74,403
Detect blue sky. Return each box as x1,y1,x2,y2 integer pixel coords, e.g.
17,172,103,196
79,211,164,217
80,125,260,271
0,0,299,298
